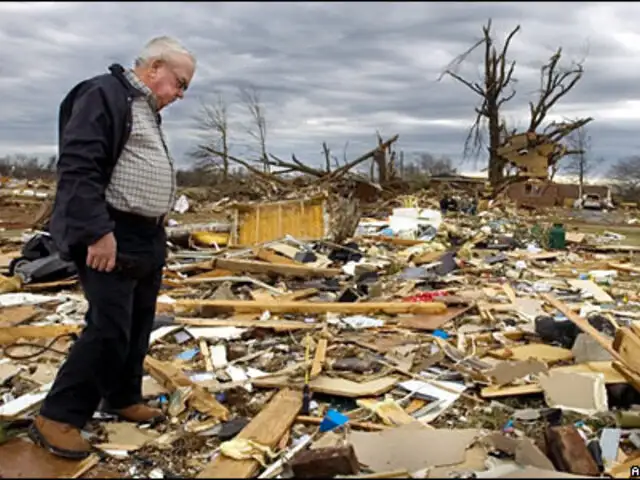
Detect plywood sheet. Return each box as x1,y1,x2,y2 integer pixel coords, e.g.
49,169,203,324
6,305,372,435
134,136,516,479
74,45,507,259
234,197,326,246
0,438,98,478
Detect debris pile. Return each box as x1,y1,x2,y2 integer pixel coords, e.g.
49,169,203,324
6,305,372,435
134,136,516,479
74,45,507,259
3,183,640,478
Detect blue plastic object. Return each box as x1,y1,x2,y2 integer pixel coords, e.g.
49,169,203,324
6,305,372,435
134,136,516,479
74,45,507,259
319,409,349,432
432,329,449,339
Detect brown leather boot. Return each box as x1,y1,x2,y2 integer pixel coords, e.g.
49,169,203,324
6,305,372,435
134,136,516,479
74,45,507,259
115,404,165,423
28,415,92,459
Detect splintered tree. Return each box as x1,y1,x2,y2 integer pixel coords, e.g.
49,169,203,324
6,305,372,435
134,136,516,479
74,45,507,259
239,85,269,173
441,20,518,187
441,19,592,188
192,94,231,180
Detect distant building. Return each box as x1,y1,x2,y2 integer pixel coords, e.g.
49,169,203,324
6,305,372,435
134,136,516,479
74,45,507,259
505,182,612,208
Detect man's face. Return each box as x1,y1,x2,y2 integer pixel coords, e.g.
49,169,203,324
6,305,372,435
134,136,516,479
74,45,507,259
147,54,195,110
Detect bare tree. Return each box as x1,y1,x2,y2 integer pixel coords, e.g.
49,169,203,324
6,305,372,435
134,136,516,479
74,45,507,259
525,48,592,175
563,125,593,196
441,19,592,189
609,156,640,201
440,19,519,187
403,152,458,178
239,85,269,173
192,94,231,180
322,142,332,173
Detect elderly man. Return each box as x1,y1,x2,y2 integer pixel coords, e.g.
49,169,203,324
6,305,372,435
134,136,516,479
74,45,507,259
29,37,196,459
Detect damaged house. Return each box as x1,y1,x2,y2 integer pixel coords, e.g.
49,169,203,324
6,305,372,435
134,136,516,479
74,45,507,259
505,182,613,208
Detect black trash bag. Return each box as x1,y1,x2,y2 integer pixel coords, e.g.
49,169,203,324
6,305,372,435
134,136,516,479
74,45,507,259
21,233,58,261
9,233,77,284
534,313,617,349
328,242,363,264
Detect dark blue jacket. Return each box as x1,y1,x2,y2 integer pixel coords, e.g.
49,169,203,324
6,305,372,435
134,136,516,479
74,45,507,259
49,64,146,259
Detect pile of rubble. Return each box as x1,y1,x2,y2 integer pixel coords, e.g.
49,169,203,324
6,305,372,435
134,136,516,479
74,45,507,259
2,189,640,479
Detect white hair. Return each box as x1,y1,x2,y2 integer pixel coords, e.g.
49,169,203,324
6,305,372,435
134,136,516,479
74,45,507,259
135,36,196,68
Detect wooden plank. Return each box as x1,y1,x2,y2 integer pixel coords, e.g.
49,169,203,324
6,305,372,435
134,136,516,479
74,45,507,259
296,415,388,431
200,339,214,372
175,317,318,331
252,375,399,398
172,299,447,315
608,262,640,275
502,284,517,304
612,362,640,393
356,398,418,426
612,327,640,375
213,258,340,278
359,235,427,246
253,247,302,266
0,325,82,345
70,454,101,479
279,288,318,302
143,356,228,420
188,269,235,280
397,306,472,331
23,279,78,291
309,338,328,379
0,305,39,327
197,388,302,478
566,279,613,303
486,344,573,364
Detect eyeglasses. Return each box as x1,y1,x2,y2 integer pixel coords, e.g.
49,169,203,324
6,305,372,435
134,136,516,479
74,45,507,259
171,69,189,92
156,59,190,92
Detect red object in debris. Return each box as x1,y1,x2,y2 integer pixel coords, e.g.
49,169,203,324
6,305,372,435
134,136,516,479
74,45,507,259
403,291,449,303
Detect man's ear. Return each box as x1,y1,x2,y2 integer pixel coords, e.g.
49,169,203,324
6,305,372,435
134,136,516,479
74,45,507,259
150,58,165,73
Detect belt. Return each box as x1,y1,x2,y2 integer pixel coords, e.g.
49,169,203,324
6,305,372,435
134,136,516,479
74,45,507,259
108,207,165,226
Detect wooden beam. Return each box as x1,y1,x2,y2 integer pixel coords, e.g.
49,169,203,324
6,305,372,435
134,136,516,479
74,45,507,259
295,415,387,431
253,248,302,266
0,325,82,345
213,258,341,278
143,356,228,420
197,389,302,478
175,317,318,331
309,338,328,379
172,300,447,315
612,327,640,375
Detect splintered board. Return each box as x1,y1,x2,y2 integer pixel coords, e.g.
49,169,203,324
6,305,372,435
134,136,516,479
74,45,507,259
197,388,302,478
230,196,327,246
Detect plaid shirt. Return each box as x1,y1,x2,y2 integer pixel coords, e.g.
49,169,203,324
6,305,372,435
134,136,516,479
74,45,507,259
105,69,176,218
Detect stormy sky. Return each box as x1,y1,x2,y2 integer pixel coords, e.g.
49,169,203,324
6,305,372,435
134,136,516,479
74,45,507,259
1,1,639,176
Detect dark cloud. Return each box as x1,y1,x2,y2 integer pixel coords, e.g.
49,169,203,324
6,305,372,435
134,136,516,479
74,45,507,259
0,1,637,177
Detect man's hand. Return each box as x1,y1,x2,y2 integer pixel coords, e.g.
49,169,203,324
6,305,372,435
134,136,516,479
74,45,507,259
86,232,117,272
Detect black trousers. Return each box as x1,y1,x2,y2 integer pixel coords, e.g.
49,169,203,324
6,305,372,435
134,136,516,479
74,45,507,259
40,210,166,429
